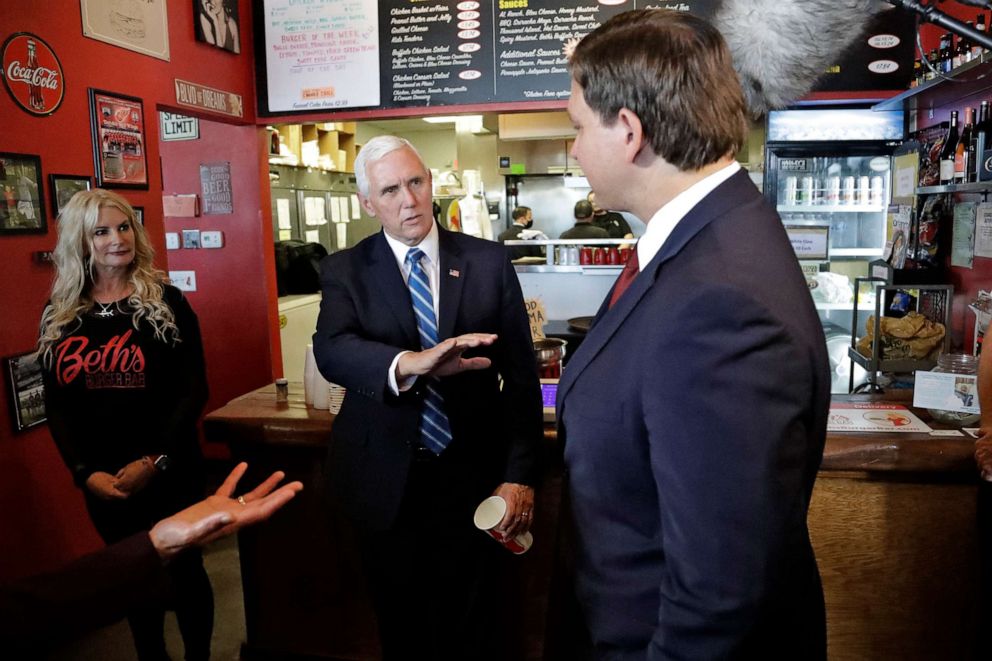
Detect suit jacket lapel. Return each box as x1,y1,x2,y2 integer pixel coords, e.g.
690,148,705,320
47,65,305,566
436,227,465,341
368,231,420,349
560,170,757,406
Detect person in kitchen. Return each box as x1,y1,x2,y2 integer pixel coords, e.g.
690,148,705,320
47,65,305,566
497,205,545,260
588,190,633,239
312,135,543,660
558,9,829,660
560,199,609,240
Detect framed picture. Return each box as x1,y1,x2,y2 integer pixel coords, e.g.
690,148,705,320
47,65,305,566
0,152,46,235
194,0,241,54
80,0,170,61
49,174,92,217
133,205,144,225
89,89,149,189
4,352,46,433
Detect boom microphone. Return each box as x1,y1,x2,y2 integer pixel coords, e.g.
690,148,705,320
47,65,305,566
713,0,891,118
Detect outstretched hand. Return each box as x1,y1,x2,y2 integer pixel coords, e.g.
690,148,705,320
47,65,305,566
397,333,497,380
149,462,303,561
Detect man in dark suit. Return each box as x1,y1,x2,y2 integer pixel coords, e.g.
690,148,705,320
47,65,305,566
313,135,542,660
558,10,830,660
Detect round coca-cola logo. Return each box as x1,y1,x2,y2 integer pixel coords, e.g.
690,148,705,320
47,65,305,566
1,32,64,116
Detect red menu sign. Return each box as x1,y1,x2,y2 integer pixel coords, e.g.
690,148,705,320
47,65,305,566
1,32,64,116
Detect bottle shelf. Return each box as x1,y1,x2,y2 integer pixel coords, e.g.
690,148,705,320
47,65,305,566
778,204,886,214
916,181,992,194
874,52,992,112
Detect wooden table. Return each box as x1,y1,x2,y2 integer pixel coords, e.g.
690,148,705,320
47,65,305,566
205,386,985,660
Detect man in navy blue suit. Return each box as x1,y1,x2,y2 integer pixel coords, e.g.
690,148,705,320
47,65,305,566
558,10,830,660
313,135,542,660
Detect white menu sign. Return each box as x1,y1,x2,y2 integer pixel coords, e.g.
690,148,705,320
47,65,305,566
264,0,380,112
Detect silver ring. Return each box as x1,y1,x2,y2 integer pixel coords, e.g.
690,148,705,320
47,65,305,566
237,496,247,506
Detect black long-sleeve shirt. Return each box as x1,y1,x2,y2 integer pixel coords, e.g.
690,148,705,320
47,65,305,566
41,285,208,487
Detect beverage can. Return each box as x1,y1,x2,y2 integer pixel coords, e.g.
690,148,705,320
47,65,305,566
800,176,815,205
858,176,871,205
841,176,856,205
784,176,798,205
825,176,840,205
869,176,884,205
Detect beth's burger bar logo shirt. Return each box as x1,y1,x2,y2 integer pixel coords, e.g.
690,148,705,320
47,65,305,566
1,32,64,116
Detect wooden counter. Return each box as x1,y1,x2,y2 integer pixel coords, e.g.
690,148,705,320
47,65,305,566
205,386,985,660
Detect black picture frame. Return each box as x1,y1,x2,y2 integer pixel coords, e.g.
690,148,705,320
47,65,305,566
88,88,149,189
194,0,241,54
4,351,46,433
48,173,92,217
133,205,144,225
0,152,46,235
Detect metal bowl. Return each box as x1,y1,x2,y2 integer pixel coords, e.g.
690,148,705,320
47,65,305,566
533,338,567,366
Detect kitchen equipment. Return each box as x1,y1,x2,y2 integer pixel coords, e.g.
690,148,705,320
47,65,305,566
534,338,567,378
567,316,594,333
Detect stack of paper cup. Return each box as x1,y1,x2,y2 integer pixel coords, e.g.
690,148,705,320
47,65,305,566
304,344,318,407
473,496,533,554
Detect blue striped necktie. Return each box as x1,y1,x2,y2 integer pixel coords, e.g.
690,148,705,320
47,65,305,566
406,248,453,454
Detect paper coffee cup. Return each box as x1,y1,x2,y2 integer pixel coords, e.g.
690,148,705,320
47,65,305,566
473,496,533,554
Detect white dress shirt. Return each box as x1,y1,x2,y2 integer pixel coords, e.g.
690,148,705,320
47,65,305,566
635,161,740,271
384,223,441,394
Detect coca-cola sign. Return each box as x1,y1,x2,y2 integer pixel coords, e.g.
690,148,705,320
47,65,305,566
1,32,64,116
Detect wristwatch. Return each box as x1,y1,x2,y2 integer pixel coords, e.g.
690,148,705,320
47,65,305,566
152,454,171,472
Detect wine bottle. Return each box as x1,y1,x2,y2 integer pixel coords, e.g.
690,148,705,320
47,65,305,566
955,107,974,182
975,101,991,182
939,110,959,185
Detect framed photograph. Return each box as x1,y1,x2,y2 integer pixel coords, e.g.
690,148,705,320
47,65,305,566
49,174,92,217
4,352,46,433
133,205,144,225
0,152,46,235
89,89,149,189
80,0,170,61
194,0,241,54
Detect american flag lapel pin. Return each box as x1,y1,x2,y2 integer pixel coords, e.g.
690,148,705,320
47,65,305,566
448,268,460,278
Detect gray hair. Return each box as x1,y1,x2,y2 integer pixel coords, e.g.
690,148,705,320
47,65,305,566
354,135,426,196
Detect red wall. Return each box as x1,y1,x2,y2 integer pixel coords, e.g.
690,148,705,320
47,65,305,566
159,121,278,452
0,1,277,580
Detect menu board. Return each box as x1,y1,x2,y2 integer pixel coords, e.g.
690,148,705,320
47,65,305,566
255,0,911,117
263,0,381,112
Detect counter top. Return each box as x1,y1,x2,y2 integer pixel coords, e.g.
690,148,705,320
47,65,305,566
204,386,981,478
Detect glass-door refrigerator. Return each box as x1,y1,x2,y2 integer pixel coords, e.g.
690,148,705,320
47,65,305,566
764,107,905,392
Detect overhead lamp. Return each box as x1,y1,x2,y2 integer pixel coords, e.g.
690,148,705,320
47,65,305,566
422,115,464,123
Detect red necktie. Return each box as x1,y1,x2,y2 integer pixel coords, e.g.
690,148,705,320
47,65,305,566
608,248,640,308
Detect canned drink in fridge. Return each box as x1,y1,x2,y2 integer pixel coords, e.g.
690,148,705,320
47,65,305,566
784,176,798,205
800,176,815,205
825,176,841,205
858,176,871,205
869,176,884,205
841,176,856,205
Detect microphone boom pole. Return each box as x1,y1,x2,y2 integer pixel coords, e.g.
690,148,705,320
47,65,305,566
887,0,992,51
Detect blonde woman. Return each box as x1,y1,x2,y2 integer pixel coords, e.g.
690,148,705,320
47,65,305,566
37,189,212,661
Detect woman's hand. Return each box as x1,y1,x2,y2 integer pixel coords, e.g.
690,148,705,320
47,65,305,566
85,471,127,500
115,458,156,496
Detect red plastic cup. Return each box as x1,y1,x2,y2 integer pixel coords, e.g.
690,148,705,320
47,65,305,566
579,246,593,265
592,248,605,265
606,246,619,265
473,496,533,554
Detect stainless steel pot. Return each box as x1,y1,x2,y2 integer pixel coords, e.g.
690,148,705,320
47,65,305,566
533,338,567,368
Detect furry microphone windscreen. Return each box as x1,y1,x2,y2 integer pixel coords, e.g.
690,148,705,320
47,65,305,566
713,0,892,118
